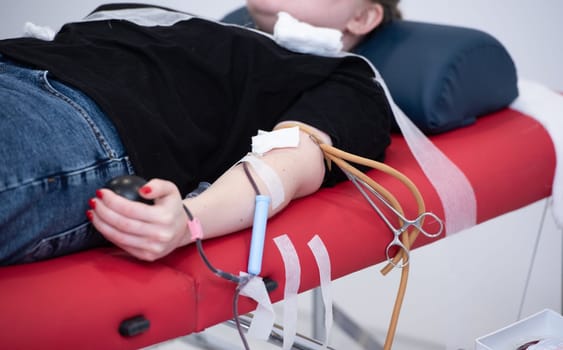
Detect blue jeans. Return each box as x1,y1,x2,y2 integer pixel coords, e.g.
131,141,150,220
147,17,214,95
0,56,134,265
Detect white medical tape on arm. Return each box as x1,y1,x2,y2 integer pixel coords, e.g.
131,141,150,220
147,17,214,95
240,154,285,210
238,274,275,341
251,127,300,155
239,126,300,210
273,234,301,350
307,235,333,348
372,72,477,234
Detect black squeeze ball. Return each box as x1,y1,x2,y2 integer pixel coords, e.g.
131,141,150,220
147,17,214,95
104,175,154,205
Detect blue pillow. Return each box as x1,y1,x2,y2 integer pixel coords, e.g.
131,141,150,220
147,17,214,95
356,20,518,133
222,8,518,133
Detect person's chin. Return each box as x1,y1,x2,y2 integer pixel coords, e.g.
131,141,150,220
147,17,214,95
249,12,276,33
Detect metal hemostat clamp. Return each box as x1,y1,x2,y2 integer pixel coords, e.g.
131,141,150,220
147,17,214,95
346,172,443,268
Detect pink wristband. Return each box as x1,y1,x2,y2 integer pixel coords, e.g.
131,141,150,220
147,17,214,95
187,217,203,241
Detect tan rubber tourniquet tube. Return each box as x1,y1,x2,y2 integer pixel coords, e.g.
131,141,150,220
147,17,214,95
276,123,428,350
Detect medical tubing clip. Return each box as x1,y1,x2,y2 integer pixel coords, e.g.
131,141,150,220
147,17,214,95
275,122,435,350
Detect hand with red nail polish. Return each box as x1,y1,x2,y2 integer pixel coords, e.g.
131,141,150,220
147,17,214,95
89,178,190,262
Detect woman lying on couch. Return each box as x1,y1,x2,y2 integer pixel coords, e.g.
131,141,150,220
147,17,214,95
0,0,401,265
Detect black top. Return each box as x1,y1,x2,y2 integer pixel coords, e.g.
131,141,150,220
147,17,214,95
0,4,392,195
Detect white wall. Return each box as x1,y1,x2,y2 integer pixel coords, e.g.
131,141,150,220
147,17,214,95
2,0,563,91
399,0,563,93
0,0,243,38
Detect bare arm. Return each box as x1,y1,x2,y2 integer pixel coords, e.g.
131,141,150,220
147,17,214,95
89,123,330,261
185,122,330,239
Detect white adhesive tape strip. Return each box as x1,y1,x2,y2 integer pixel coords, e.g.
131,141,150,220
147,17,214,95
273,234,301,350
393,101,477,234
307,235,333,348
371,70,477,235
251,126,300,155
240,154,285,210
238,274,275,341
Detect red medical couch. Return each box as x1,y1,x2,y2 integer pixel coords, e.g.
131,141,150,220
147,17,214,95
0,106,555,349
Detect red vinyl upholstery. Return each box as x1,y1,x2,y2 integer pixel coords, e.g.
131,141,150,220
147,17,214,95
0,108,555,349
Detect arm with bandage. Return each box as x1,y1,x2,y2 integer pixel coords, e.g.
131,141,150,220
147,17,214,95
90,124,331,262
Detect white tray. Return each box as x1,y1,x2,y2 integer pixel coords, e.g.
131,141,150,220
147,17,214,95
475,309,563,350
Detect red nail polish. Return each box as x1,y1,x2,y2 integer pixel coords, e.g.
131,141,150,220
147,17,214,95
140,186,152,195
86,210,94,221
89,198,96,209
96,189,103,199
